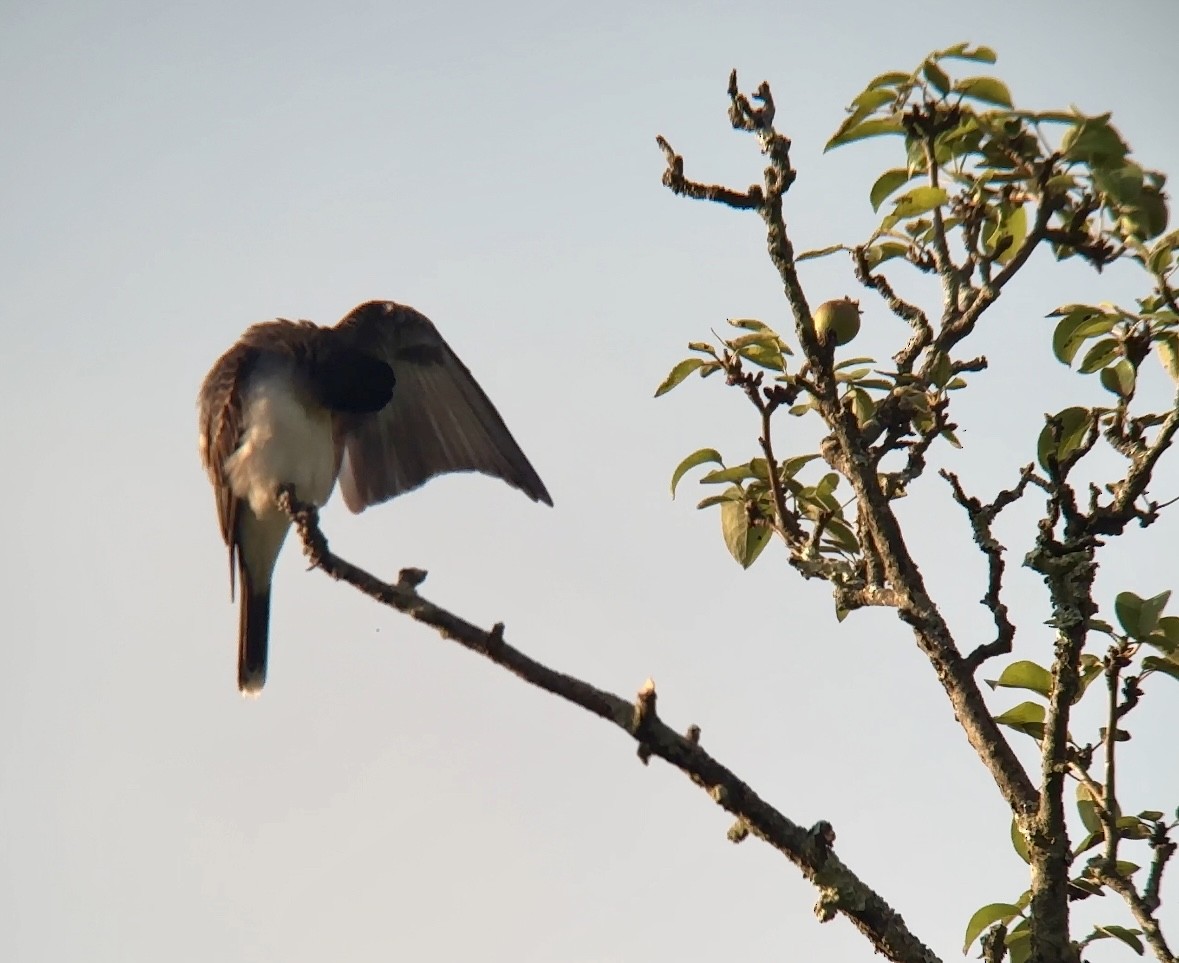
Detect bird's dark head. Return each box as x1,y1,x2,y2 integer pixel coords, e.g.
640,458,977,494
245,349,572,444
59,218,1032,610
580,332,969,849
310,346,396,414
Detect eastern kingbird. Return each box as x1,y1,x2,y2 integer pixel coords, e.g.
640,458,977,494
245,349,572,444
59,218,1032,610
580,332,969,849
198,300,552,694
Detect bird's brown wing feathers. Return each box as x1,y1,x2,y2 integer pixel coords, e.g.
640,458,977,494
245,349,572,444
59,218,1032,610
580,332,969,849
331,301,552,513
198,340,253,595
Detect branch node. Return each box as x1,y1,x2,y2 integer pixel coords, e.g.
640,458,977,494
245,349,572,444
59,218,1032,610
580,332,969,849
397,567,428,589
634,677,658,765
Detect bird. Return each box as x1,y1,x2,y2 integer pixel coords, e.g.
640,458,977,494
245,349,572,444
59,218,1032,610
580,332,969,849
198,299,552,695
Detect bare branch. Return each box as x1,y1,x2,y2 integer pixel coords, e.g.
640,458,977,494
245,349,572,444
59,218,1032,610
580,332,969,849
1145,823,1177,913
1100,644,1130,869
852,246,934,373
276,488,943,963
941,465,1036,671
655,135,763,210
1088,398,1179,536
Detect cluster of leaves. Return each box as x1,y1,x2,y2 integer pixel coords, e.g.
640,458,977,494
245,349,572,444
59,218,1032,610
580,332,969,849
657,43,1178,962
658,334,976,574
656,319,850,569
655,318,967,572
809,43,1174,277
1037,300,1179,472
968,591,1179,960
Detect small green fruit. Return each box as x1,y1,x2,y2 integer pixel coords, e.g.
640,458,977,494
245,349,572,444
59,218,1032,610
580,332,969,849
813,297,862,346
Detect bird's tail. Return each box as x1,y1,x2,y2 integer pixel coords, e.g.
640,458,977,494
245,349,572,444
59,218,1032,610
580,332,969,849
238,563,270,695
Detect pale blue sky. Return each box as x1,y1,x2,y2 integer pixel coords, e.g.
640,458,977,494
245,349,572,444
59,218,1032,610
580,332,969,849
2,0,1177,960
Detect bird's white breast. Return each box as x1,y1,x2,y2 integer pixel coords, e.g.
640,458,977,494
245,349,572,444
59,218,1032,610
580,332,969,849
225,369,338,516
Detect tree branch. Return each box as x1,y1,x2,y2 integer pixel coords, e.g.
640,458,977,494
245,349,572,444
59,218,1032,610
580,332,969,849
276,489,942,963
940,465,1035,671
1090,866,1178,963
657,73,1039,823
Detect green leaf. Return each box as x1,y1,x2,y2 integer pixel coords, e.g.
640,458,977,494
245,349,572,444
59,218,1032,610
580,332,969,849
1061,115,1129,165
923,60,951,95
1118,186,1169,241
835,367,871,383
850,87,896,114
741,344,787,372
986,204,1027,264
1100,359,1136,397
994,701,1046,740
701,465,758,485
696,491,741,510
1006,924,1032,963
670,448,724,498
1069,874,1105,898
1116,816,1152,840
939,42,997,64
655,358,706,397
1148,616,1179,654
825,115,904,152
1075,653,1104,702
780,453,820,479
954,76,1013,108
869,168,913,212
729,318,769,332
1139,810,1166,821
720,496,771,569
1116,591,1145,637
890,186,949,219
1010,818,1030,864
866,70,913,89
1138,591,1171,636
1074,829,1103,857
1157,333,1179,384
849,387,875,428
834,356,877,370
727,331,777,350
823,516,860,554
1076,783,1102,833
1047,301,1105,318
866,241,910,266
1141,655,1179,683
1036,407,1091,471
1117,590,1170,639
1052,311,1117,366
797,244,845,262
1078,338,1121,374
1147,235,1176,275
987,660,1052,698
1094,925,1144,956
1094,161,1145,206
963,903,1021,954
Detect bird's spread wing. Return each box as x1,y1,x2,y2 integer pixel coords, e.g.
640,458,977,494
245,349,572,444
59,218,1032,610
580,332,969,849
332,301,552,513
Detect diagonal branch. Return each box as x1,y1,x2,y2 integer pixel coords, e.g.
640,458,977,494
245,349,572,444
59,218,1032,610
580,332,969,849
1091,866,1177,963
276,488,941,963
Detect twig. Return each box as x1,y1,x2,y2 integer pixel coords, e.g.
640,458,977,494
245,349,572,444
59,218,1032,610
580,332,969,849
1144,823,1177,913
656,136,762,210
940,466,1035,670
1090,866,1177,963
852,246,933,374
